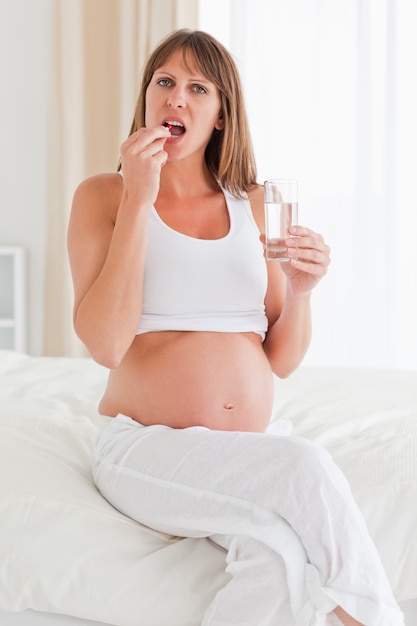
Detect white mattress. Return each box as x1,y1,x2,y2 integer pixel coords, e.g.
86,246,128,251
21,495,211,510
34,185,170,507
0,350,416,625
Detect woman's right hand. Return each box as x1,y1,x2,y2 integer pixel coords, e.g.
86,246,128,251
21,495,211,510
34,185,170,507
119,125,171,207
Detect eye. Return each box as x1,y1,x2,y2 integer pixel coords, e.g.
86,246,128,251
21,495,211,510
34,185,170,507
157,78,172,87
192,84,207,94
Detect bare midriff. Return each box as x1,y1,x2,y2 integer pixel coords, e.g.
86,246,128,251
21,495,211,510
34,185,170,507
99,331,274,433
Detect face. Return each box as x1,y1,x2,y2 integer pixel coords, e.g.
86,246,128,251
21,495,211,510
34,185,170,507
145,48,224,159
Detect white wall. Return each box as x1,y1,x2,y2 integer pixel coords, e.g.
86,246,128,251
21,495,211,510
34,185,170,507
0,0,50,355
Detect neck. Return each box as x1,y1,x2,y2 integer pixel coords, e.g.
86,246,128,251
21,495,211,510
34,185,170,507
159,161,218,199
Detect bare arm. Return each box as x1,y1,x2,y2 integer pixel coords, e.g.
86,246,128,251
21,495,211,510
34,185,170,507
263,278,313,378
264,224,330,377
249,186,330,378
67,126,170,368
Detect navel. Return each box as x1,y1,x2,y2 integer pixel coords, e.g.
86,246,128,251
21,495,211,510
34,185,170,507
223,402,235,411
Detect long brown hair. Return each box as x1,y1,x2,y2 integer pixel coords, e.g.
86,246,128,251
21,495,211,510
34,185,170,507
124,29,257,198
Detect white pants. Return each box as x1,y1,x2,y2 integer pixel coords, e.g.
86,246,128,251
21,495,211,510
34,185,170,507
92,414,404,626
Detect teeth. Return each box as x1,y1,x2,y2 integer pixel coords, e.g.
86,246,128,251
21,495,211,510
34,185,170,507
165,121,184,127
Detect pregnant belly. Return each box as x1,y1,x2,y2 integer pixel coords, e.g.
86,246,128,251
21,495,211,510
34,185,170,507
99,331,274,432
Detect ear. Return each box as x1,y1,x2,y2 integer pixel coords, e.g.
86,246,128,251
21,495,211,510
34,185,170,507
214,111,224,131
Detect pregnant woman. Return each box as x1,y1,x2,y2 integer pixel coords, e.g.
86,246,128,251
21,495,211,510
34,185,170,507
68,29,404,626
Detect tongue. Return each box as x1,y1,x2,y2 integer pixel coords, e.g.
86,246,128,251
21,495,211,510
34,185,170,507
170,126,185,136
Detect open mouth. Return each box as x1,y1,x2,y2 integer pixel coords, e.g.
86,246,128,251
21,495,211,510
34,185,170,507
163,120,185,136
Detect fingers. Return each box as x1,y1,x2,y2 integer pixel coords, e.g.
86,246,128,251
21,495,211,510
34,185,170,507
285,226,331,277
122,125,170,150
120,126,170,167
119,127,171,205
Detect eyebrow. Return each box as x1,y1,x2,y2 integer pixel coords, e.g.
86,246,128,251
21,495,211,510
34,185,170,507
153,70,211,85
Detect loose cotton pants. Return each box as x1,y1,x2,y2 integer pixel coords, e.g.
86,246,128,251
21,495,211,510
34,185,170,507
92,414,404,626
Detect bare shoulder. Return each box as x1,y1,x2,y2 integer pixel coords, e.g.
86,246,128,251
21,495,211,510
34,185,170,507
247,184,265,232
68,173,124,306
72,172,123,222
69,173,123,251
68,173,123,270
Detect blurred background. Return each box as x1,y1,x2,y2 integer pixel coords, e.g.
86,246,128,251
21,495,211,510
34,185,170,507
1,0,416,370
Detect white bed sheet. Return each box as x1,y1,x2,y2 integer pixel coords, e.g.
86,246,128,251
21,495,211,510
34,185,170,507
0,350,416,626
2,600,417,626
273,365,417,602
0,609,110,625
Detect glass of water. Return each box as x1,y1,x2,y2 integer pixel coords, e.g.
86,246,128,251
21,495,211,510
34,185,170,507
264,179,298,262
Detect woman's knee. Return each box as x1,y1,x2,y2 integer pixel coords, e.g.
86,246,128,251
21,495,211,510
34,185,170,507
274,436,332,472
272,436,350,496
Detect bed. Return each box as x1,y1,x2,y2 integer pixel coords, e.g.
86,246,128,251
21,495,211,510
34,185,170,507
0,349,416,625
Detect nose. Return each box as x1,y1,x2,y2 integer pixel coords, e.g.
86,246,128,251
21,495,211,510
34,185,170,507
167,85,186,108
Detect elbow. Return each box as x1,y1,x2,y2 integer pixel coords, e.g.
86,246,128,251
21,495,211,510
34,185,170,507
273,364,298,379
74,321,128,370
266,346,308,379
91,350,124,370
87,337,128,369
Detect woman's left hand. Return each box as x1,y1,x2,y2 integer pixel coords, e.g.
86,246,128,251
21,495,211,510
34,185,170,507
274,226,331,295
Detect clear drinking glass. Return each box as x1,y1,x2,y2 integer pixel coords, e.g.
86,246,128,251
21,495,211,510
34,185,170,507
264,178,298,262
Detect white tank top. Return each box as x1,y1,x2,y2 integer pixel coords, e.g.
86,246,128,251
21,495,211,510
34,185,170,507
137,188,268,340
